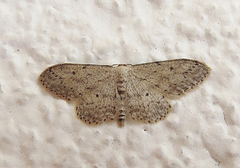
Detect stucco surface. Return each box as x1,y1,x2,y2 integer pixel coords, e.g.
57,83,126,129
0,1,240,167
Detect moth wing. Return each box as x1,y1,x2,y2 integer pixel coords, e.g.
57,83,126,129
75,78,117,125
132,59,211,99
39,64,114,101
126,77,171,123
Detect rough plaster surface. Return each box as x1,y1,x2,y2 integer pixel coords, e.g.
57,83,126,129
0,1,240,168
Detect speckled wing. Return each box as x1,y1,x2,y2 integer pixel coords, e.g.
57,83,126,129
126,76,171,123
75,78,117,125
39,64,114,101
132,59,211,99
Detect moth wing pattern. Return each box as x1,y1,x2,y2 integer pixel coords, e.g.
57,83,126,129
132,59,211,99
75,80,117,125
39,64,114,101
126,76,171,123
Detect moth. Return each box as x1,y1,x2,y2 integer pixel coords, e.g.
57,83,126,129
39,59,211,127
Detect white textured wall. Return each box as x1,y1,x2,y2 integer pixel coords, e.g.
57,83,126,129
1,1,240,167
